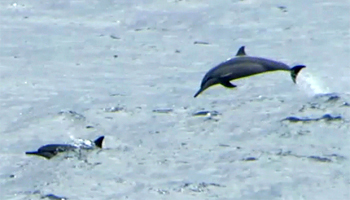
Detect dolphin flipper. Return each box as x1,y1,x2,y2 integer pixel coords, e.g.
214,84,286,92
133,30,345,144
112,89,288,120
290,65,306,83
219,79,237,88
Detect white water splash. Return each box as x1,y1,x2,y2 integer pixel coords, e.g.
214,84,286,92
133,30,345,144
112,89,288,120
297,72,330,96
68,134,94,149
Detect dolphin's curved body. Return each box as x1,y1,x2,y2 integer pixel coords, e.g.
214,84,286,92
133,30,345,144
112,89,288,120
25,136,104,159
194,46,306,97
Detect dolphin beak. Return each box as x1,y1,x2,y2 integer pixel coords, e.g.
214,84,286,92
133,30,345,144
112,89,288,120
194,87,204,98
26,151,55,159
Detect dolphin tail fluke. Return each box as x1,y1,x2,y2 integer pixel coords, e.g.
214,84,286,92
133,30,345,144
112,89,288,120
291,65,306,83
94,136,104,148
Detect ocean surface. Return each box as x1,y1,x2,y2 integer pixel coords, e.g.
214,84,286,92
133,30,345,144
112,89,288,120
1,0,349,199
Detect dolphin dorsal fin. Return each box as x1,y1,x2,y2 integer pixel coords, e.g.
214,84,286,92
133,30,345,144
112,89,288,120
94,136,105,148
236,46,246,56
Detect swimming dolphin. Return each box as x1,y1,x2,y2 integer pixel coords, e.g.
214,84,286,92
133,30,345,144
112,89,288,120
25,136,104,159
194,46,306,97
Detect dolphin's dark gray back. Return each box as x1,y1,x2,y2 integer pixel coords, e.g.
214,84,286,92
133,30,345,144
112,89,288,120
201,56,291,87
228,56,291,71
37,144,77,153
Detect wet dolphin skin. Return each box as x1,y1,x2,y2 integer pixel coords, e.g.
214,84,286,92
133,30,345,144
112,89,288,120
194,46,306,98
25,136,104,159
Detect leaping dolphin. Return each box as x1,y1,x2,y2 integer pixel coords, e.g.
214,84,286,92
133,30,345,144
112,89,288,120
194,46,306,98
25,136,104,159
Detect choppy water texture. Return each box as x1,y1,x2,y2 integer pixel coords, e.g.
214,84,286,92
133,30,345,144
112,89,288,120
1,0,350,199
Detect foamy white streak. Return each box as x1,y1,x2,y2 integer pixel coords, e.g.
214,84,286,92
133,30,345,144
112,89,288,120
297,72,330,96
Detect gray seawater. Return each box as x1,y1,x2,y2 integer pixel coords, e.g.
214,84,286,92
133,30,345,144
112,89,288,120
1,0,349,199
